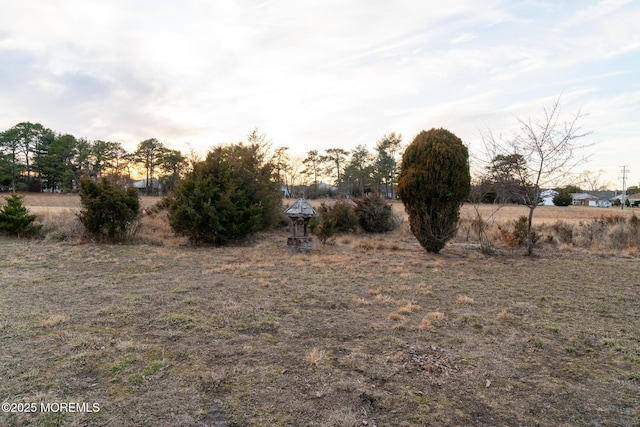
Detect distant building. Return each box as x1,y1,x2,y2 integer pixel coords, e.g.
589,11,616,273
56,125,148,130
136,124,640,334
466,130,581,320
280,185,291,198
627,193,640,206
131,178,162,195
540,189,558,206
571,191,615,207
571,193,598,207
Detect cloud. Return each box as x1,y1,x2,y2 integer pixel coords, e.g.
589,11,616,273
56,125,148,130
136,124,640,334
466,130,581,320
0,0,638,185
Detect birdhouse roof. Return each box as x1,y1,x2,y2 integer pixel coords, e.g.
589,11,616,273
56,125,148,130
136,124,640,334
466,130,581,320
284,198,317,217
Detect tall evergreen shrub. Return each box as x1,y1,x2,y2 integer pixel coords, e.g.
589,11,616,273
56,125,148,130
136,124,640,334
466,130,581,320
397,128,470,253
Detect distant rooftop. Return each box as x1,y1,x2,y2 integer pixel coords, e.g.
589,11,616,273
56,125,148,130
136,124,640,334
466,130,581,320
284,198,317,217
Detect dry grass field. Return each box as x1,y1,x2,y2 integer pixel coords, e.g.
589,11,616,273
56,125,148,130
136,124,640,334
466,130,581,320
1,194,639,426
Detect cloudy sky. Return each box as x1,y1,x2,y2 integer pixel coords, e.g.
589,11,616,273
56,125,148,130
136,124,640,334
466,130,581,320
1,0,638,186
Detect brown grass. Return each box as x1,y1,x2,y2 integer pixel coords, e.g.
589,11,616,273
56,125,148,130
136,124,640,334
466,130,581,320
306,347,326,366
38,314,70,328
427,311,446,321
456,295,474,305
0,195,638,426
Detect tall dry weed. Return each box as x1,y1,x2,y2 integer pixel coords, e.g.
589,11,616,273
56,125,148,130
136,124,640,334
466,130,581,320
37,210,84,241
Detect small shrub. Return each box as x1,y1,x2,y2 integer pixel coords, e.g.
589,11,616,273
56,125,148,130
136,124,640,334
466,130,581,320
499,216,540,248
0,194,42,237
309,202,336,245
329,198,359,233
552,221,574,244
78,179,141,243
354,193,400,233
167,142,281,245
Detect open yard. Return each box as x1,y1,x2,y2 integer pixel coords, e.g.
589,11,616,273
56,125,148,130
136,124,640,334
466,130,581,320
0,194,639,426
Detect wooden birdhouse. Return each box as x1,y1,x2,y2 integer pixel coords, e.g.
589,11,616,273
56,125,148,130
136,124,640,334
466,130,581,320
284,198,317,252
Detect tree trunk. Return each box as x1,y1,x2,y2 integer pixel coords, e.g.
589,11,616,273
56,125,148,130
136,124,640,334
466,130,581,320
526,205,536,255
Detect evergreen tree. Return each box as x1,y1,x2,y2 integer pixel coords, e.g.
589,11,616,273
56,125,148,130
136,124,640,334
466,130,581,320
0,194,42,237
168,142,281,245
397,128,470,253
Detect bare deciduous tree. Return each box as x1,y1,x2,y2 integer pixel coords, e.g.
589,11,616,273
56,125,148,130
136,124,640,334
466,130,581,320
482,98,592,255
580,169,610,192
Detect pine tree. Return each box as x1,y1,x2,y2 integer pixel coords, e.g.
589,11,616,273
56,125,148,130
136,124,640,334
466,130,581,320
0,194,42,237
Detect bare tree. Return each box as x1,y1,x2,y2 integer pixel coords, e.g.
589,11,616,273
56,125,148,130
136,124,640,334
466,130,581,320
285,155,304,196
482,97,592,255
580,169,610,192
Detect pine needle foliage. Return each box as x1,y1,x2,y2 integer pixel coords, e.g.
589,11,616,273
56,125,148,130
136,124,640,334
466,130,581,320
0,194,42,237
397,128,470,253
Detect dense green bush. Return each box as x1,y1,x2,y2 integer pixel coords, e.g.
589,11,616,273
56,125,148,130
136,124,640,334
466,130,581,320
0,194,42,237
354,193,400,233
78,179,141,243
553,191,573,206
397,128,470,253
168,143,281,245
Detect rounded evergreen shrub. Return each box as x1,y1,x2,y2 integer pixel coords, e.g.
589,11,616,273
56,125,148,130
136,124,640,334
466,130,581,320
78,179,141,243
397,128,470,253
553,191,573,206
354,193,400,233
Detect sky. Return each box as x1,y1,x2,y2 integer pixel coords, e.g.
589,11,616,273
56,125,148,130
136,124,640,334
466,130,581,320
1,0,638,188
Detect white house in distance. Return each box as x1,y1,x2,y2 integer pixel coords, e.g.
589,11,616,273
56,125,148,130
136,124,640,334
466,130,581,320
571,191,615,207
571,192,599,207
626,193,640,206
540,189,558,206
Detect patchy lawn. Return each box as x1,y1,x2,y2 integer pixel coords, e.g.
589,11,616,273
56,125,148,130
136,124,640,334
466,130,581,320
1,225,639,426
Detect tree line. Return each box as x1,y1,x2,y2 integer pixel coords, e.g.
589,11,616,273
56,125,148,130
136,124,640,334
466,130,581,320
0,122,186,194
0,122,406,198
